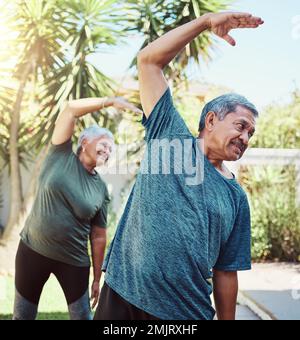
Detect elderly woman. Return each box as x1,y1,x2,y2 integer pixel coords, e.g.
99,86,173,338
13,96,141,320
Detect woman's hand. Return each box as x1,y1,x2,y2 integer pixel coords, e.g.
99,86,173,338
206,12,264,46
90,281,100,309
111,97,143,114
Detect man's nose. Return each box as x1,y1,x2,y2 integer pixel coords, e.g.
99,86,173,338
239,131,249,147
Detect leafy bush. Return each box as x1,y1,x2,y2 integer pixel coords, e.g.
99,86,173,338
251,92,300,149
240,165,300,262
240,92,300,262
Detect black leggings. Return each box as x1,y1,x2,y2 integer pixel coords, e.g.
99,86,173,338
14,240,91,320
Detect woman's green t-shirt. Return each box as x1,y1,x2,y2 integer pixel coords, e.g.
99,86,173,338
21,140,109,267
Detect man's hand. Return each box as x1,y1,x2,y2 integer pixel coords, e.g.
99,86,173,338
206,12,264,46
90,280,100,309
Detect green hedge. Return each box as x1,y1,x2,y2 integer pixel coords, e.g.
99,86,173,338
240,93,300,262
251,93,300,149
240,165,300,262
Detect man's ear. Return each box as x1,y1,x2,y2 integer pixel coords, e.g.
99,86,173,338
205,111,217,131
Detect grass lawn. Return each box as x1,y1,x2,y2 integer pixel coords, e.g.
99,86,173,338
0,274,98,320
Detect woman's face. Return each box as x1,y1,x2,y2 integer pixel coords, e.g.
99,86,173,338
82,135,114,168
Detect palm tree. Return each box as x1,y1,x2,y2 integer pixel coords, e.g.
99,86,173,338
32,0,124,149
1,0,125,241
1,0,67,240
126,0,230,87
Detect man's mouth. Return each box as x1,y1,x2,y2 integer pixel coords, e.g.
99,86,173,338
230,142,244,154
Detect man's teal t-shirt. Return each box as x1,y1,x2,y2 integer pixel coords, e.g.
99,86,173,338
103,88,251,320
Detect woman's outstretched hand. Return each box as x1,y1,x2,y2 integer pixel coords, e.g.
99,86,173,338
206,12,264,46
111,97,143,114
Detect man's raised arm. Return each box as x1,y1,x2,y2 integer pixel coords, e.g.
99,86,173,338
137,12,264,117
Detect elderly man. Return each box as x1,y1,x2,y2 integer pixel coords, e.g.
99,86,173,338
94,11,264,320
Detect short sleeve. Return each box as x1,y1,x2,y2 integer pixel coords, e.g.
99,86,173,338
141,87,191,142
40,139,73,176
91,186,110,228
47,139,73,157
214,195,252,272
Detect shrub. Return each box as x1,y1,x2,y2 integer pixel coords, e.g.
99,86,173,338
251,93,300,149
240,165,300,262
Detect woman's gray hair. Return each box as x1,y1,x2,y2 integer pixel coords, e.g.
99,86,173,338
198,93,259,132
77,125,114,155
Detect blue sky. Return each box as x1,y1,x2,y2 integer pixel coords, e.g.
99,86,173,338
90,0,300,110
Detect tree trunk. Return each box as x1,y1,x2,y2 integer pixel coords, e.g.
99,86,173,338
1,62,32,242
21,145,49,221
0,146,48,273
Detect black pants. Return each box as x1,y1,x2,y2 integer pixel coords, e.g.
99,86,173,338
94,282,160,320
14,240,91,320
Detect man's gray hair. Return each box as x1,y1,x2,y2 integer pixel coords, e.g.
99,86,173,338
77,124,114,155
198,93,259,132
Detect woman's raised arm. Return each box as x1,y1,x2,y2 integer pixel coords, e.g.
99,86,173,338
52,97,142,145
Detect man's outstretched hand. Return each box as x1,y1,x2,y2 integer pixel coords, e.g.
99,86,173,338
206,12,264,46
